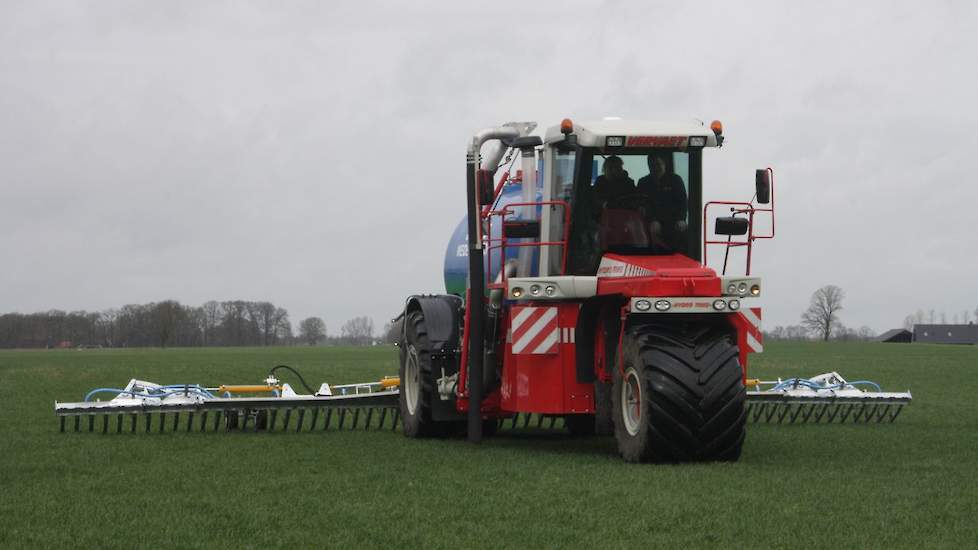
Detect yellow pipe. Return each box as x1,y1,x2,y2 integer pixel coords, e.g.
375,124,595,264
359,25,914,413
744,378,761,388
218,384,281,394
379,376,400,389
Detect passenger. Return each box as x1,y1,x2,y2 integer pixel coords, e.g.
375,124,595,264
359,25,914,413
637,153,688,247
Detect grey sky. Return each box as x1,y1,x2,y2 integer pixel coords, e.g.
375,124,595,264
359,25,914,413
2,1,976,334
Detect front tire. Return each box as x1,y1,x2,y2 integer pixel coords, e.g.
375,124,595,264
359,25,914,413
399,310,440,437
612,322,746,463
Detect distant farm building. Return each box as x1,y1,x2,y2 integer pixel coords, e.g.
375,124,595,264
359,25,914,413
876,329,912,343
913,324,978,345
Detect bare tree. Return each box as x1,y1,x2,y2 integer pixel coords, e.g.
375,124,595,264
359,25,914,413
154,300,184,348
201,300,221,345
341,316,375,345
801,285,845,342
299,317,326,346
381,321,399,344
904,309,927,330
832,323,853,341
99,308,119,346
272,308,292,343
255,302,287,345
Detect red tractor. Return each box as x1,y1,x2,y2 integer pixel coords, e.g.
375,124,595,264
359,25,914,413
52,119,910,439
397,118,774,462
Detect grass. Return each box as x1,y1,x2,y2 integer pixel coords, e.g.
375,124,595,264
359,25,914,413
1,343,976,549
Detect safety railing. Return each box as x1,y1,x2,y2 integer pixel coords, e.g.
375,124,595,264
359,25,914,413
484,200,571,290
702,168,775,276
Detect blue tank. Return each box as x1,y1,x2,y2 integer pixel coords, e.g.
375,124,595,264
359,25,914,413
443,180,542,296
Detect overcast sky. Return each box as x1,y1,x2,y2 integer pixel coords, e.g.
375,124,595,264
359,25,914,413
2,1,976,334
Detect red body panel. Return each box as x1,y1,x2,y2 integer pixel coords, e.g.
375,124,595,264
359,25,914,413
596,254,721,297
597,277,721,297
729,307,763,376
499,303,593,414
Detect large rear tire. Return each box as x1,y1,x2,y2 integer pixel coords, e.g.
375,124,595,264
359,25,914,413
612,322,746,463
399,309,440,437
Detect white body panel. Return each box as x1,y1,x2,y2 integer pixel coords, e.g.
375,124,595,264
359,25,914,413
543,119,718,148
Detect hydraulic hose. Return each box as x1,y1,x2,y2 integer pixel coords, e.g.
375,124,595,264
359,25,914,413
770,379,882,392
268,365,318,394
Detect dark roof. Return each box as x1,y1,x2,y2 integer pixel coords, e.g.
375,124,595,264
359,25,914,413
876,329,912,343
913,324,978,345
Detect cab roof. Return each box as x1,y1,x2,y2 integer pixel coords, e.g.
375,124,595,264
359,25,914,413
543,119,720,148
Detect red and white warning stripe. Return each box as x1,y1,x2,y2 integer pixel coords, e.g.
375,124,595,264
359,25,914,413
511,306,559,354
740,307,763,353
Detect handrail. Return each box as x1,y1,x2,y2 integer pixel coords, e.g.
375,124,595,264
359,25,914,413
484,200,571,287
702,168,776,276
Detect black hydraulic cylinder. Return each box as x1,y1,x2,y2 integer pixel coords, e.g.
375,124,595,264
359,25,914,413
466,155,484,443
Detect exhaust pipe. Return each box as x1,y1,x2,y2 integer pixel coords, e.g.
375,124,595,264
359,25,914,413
465,126,519,443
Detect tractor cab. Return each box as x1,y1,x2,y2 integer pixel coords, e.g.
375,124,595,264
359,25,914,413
535,119,713,278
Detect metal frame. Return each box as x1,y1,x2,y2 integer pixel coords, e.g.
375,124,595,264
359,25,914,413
702,168,776,275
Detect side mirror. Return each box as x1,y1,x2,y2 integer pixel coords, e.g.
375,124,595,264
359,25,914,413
503,220,540,239
755,169,771,204
715,216,749,236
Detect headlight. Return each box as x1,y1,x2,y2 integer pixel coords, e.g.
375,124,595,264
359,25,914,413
654,300,671,311
727,283,737,294
512,287,524,298
545,284,556,296
713,299,727,311
530,284,541,296
737,282,747,294
750,285,760,296
689,136,707,147
728,299,740,311
634,299,652,311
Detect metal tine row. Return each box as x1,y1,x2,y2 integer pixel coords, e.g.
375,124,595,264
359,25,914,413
61,406,402,434
746,401,906,424
499,413,564,431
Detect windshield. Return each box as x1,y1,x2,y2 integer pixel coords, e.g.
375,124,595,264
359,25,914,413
566,148,701,274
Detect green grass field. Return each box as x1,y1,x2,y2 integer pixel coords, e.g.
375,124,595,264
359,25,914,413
1,343,976,549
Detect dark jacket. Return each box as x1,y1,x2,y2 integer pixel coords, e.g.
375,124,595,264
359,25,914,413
592,173,635,211
637,172,687,224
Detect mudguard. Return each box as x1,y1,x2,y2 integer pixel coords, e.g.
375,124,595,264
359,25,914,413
401,294,464,421
575,296,623,384
401,294,463,350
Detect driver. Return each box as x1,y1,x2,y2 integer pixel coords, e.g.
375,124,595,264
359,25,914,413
592,155,635,212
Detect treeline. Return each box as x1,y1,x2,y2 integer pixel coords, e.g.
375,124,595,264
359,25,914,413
903,308,976,329
0,300,293,349
0,301,387,349
763,324,876,342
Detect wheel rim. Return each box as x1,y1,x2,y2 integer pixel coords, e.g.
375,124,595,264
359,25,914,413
404,345,421,415
621,367,642,436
